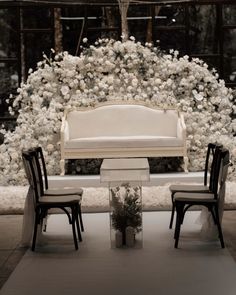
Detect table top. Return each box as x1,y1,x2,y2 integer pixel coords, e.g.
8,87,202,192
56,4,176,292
100,158,150,183
101,158,149,170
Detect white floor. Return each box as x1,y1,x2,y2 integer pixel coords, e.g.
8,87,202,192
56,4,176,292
1,212,236,295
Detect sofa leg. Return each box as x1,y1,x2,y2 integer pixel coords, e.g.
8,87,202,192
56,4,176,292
60,159,65,176
183,156,188,173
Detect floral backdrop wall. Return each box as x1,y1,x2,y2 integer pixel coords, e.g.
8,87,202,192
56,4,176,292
0,37,236,185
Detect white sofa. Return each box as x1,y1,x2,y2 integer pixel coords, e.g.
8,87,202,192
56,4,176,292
60,102,188,175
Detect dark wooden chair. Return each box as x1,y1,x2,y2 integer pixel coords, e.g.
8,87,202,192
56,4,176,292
169,143,222,229
173,147,230,248
22,150,82,251
33,146,84,232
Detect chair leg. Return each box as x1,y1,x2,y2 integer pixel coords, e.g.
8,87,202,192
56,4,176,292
42,212,49,232
209,207,217,224
78,204,84,232
174,218,181,248
61,208,72,224
174,202,184,248
32,209,40,251
169,202,175,229
71,207,78,250
75,204,82,242
214,205,225,248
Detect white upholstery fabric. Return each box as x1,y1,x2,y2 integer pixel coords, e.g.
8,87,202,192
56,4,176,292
64,121,69,142
169,184,209,193
65,136,183,149
45,188,83,197
174,192,215,202
177,118,184,139
66,105,179,139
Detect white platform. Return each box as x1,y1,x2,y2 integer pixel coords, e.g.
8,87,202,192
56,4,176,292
1,212,236,295
48,171,204,188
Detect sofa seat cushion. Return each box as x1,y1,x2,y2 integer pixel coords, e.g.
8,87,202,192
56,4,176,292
65,136,183,149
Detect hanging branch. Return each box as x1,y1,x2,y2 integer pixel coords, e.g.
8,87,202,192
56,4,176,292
117,0,130,41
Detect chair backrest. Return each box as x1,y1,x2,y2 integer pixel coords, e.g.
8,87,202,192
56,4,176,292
26,147,48,195
210,147,229,198
208,144,223,192
22,151,34,187
22,151,41,206
34,147,49,190
216,148,230,221
29,149,46,197
218,148,230,195
204,143,223,186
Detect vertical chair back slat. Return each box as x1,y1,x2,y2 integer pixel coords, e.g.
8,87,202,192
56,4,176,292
35,147,49,191
32,150,45,197
204,143,214,186
204,143,222,186
218,149,230,213
22,152,39,206
209,146,223,196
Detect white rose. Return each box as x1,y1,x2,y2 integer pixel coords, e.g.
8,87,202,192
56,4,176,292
61,85,70,96
47,144,54,152
192,90,203,101
11,152,18,160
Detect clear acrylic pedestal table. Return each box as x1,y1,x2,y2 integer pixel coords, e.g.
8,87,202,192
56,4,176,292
100,158,150,249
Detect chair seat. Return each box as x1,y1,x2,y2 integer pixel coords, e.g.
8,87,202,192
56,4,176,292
44,187,83,197
39,195,81,204
174,192,216,203
169,184,209,193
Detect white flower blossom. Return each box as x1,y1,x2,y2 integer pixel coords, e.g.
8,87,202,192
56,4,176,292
61,85,70,96
47,144,54,152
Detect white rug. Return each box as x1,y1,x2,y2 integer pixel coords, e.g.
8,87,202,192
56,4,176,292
1,182,236,214
1,212,236,295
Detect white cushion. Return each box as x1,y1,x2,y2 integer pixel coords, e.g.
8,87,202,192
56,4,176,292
65,135,183,149
169,184,209,193
45,188,83,197
39,195,81,203
174,192,215,202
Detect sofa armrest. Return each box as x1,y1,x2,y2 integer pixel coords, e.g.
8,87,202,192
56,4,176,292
60,115,69,145
64,121,69,142
60,114,69,175
177,113,186,141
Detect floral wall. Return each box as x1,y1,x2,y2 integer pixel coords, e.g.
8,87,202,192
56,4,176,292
0,37,235,185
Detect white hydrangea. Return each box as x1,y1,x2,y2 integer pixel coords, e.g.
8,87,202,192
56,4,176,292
0,38,235,184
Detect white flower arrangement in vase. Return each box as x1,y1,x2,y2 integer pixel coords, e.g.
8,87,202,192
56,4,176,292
110,184,142,247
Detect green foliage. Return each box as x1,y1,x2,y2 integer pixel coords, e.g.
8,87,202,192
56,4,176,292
110,184,142,234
